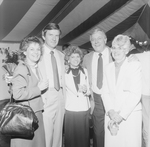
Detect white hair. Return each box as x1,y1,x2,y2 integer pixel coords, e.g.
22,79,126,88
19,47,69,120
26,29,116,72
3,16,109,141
90,28,107,39
112,34,131,53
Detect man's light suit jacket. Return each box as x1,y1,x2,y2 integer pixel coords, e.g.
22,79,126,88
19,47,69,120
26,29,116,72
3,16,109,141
38,49,66,105
83,49,112,88
82,49,112,112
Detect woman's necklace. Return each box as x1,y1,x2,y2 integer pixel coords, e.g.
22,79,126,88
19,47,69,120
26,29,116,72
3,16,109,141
71,68,81,77
72,70,80,77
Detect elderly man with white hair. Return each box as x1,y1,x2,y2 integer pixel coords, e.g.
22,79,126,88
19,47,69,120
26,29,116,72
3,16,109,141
102,34,142,147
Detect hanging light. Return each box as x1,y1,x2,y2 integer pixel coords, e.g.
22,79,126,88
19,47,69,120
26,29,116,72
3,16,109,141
143,41,147,45
139,42,143,46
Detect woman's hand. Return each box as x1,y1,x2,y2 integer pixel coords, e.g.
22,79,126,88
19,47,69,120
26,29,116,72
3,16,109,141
113,113,123,124
78,84,87,94
38,80,49,92
108,109,116,120
65,65,69,73
108,119,119,136
128,54,139,62
108,110,123,124
3,73,13,84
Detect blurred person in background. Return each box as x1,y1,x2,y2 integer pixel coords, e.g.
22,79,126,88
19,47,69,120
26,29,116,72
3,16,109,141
62,43,70,54
135,47,150,147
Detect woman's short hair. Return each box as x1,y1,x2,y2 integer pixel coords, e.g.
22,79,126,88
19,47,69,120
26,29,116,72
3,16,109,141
112,34,131,53
19,36,43,61
42,23,62,37
64,45,83,65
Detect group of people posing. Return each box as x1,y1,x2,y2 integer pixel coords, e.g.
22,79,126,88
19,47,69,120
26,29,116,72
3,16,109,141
5,22,150,147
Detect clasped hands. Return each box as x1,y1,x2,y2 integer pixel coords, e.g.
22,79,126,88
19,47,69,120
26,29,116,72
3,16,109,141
108,109,123,124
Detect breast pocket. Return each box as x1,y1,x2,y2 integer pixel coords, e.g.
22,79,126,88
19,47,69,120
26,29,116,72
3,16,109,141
123,78,131,92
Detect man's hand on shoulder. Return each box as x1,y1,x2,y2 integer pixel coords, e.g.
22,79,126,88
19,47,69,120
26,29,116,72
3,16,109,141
128,54,139,62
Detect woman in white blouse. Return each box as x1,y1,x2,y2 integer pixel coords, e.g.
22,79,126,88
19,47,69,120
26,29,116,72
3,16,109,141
64,45,91,147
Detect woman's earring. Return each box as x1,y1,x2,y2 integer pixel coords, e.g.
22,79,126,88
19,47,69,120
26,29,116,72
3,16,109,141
23,52,27,55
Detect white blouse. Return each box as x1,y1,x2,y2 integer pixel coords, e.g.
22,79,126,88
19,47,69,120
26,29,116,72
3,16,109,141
65,68,91,111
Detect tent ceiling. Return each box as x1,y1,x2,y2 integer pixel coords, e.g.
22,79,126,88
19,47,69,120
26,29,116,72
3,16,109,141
0,0,149,50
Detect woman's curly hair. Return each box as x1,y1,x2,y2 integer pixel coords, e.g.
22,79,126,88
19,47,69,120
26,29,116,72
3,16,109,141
64,45,83,65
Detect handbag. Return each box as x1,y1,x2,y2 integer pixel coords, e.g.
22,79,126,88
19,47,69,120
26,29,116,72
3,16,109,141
0,94,39,139
0,99,10,111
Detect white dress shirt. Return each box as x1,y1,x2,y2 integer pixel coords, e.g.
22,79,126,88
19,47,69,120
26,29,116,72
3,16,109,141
42,44,62,88
91,47,110,94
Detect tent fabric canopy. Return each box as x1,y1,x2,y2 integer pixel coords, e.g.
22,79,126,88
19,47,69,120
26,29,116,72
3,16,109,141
0,0,149,50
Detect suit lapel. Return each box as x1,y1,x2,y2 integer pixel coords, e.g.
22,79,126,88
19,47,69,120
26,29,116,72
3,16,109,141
67,72,78,94
57,51,66,99
57,51,65,86
108,63,116,93
86,52,94,85
108,47,113,63
116,58,128,89
38,58,47,81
